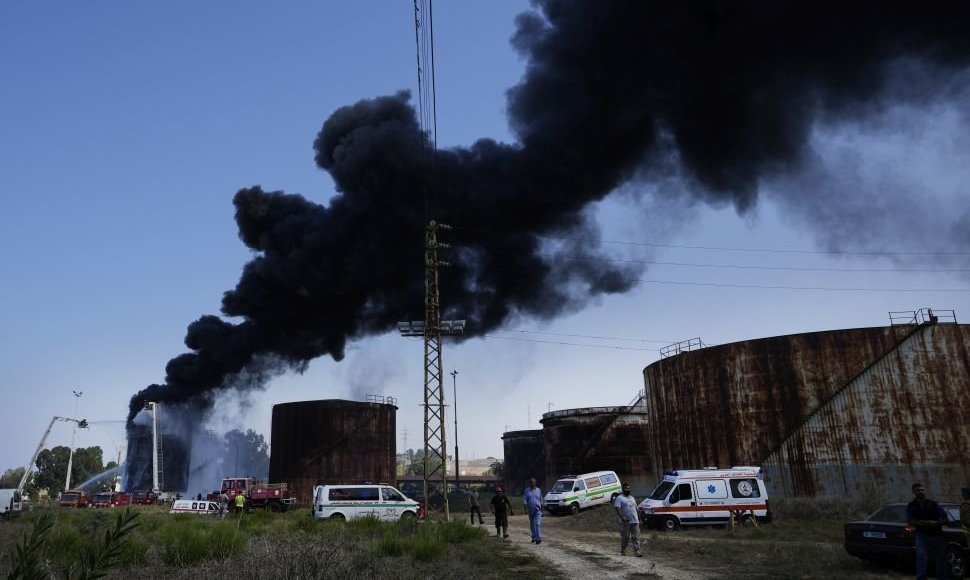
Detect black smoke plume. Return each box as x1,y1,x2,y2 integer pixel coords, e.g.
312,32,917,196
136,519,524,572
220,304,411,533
127,1,970,482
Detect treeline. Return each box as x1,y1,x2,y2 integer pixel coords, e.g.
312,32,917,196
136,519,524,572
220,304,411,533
1,445,116,497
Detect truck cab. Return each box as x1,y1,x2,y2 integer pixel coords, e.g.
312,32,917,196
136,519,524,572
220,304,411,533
220,476,293,512
59,490,89,508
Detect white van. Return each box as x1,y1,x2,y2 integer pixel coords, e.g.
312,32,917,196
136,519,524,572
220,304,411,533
0,489,23,520
543,471,622,515
312,484,420,522
169,499,221,515
637,466,770,531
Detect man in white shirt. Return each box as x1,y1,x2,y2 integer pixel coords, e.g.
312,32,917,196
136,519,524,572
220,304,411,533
613,483,642,557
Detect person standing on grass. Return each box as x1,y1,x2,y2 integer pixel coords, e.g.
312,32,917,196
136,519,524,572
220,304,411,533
490,486,514,539
906,483,948,580
234,491,245,515
467,488,484,525
613,483,642,557
218,492,229,519
523,478,543,544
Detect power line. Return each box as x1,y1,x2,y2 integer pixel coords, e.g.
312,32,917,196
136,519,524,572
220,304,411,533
454,227,970,257
635,279,970,292
483,334,660,351
502,329,675,344
557,255,970,273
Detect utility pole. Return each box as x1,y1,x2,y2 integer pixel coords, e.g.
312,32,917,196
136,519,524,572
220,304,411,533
398,222,465,520
451,369,459,486
64,390,83,492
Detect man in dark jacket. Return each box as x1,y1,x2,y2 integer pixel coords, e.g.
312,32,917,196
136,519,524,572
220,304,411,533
906,483,948,580
490,487,514,539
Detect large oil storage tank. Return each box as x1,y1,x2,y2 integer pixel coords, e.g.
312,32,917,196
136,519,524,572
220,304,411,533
269,399,396,506
643,319,970,499
540,403,653,495
502,430,546,495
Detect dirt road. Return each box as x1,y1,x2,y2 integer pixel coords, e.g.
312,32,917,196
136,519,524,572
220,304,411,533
501,513,710,580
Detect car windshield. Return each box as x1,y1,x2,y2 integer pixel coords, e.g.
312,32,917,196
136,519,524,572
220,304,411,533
945,506,960,523
649,481,675,500
550,480,574,493
868,505,908,522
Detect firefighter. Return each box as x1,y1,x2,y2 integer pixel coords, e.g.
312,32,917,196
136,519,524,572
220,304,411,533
234,491,245,514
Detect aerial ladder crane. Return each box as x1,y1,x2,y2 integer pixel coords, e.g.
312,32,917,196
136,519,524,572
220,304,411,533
18,415,87,495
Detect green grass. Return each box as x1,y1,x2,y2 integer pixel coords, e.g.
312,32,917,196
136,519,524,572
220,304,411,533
0,505,557,579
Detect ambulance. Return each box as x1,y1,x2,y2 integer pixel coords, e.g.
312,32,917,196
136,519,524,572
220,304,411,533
637,466,770,531
543,470,623,515
312,484,420,522
169,499,222,515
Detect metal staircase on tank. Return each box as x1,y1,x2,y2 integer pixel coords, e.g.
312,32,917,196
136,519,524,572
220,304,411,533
757,308,956,494
567,390,645,474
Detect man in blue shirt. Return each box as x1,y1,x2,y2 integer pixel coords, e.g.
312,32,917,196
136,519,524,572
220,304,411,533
906,483,948,580
523,478,544,544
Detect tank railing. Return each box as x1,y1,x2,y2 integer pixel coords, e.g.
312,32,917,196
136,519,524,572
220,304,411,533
889,308,957,327
365,394,398,406
659,337,707,359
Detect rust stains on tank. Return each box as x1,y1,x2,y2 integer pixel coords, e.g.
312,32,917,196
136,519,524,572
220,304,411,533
644,324,970,499
269,399,396,506
541,406,653,495
502,430,545,495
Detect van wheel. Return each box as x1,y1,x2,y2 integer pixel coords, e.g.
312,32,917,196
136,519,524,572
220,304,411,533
947,547,967,579
740,514,755,528
661,516,679,532
400,511,416,522
330,513,346,522
610,493,619,503
569,503,580,515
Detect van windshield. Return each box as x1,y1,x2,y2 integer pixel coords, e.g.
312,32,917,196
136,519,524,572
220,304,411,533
649,481,674,500
550,480,574,493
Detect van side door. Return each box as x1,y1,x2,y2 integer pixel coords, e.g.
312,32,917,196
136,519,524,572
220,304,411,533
583,476,603,506
381,487,407,521
695,479,730,523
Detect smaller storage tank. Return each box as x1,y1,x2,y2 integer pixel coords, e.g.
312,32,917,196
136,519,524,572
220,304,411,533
269,399,396,506
541,406,653,496
502,430,546,495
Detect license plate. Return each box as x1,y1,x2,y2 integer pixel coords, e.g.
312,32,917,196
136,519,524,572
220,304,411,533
863,531,886,539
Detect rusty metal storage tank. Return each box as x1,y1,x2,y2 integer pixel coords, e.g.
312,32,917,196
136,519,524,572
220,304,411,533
643,319,970,500
269,399,396,506
540,403,653,495
502,430,546,495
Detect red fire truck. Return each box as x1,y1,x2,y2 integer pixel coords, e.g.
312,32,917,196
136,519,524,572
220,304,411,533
218,477,295,512
129,489,158,505
59,490,89,508
91,491,131,508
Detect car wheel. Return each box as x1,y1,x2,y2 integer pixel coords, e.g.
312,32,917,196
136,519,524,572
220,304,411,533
330,512,346,522
400,511,416,522
947,547,967,579
661,516,679,532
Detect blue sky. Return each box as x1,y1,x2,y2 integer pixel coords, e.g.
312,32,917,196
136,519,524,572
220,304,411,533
1,1,968,477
